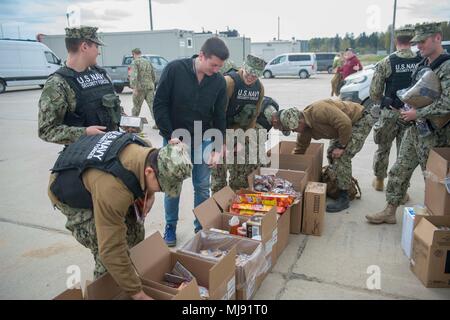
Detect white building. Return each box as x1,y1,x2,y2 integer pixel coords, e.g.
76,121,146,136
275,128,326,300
251,39,309,62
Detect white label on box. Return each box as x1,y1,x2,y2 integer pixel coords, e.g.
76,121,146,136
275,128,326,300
227,277,236,300
246,275,256,299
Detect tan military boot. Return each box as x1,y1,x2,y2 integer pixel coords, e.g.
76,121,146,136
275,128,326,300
365,204,397,224
400,193,409,205
372,177,384,191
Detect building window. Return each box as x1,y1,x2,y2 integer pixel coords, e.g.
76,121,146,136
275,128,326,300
187,38,193,48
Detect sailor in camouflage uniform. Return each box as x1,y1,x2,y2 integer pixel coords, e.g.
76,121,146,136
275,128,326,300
48,135,192,300
38,26,122,145
211,54,266,192
370,26,421,193
367,23,450,224
129,48,157,129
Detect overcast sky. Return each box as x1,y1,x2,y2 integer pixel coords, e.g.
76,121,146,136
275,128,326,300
1,0,449,41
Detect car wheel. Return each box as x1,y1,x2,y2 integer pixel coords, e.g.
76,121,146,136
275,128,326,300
327,66,333,74
299,70,309,79
114,85,124,93
0,80,6,94
39,85,45,89
263,70,272,79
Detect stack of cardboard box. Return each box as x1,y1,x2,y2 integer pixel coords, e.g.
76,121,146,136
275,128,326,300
408,147,450,288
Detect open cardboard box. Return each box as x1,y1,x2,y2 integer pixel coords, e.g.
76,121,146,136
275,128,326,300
53,286,84,300
248,167,308,234
410,215,450,288
129,232,237,300
195,188,278,271
425,148,450,216
84,271,201,300
179,230,270,300
267,141,324,182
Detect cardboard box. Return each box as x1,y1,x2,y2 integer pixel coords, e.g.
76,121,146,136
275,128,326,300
85,272,202,300
129,232,236,300
179,230,270,300
410,215,450,288
195,188,278,270
425,148,450,216
302,182,327,236
248,167,309,234
268,141,324,182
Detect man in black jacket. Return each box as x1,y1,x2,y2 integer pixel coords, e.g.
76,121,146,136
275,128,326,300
153,37,229,246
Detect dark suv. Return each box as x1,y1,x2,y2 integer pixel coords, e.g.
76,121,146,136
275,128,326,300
315,52,338,73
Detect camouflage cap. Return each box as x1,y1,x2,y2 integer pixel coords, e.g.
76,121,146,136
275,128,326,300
395,26,415,38
263,105,278,124
412,22,442,42
65,26,104,46
220,59,238,74
242,54,267,77
280,108,301,131
157,143,193,197
132,48,141,54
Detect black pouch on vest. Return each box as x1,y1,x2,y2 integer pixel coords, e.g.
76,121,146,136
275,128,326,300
50,169,93,209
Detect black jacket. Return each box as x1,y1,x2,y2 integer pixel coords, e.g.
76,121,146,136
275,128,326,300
153,56,227,142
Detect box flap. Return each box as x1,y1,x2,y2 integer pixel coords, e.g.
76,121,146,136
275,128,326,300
53,287,83,300
85,272,123,300
130,232,171,278
414,217,438,247
208,246,237,293
212,186,235,211
172,278,202,300
193,198,222,229
426,148,450,179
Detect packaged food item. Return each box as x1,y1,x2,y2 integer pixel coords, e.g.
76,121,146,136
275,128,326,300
229,216,240,235
246,216,262,239
237,226,247,237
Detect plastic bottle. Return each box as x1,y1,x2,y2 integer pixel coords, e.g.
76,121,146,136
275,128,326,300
229,216,240,235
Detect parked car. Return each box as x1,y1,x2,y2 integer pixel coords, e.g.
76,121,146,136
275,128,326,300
0,39,62,93
263,52,317,79
103,54,169,93
315,52,338,73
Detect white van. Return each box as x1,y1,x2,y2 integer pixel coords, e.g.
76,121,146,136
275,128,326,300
263,52,317,79
0,39,62,93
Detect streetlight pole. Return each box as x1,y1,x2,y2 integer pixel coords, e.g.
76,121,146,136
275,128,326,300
149,0,154,31
390,0,397,53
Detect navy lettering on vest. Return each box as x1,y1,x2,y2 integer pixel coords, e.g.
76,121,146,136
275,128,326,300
50,132,148,209
54,65,118,131
384,52,422,108
227,71,262,126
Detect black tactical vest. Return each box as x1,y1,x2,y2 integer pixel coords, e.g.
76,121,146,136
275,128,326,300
227,71,262,126
50,132,148,209
411,53,450,85
257,96,279,130
384,52,422,108
55,65,119,131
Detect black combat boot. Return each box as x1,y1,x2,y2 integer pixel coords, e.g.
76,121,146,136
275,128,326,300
326,189,350,213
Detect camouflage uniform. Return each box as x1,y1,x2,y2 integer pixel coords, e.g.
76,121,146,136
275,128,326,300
328,112,375,190
370,27,418,179
385,23,450,206
38,26,118,145
280,103,375,191
130,49,156,119
55,202,144,279
211,55,266,192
